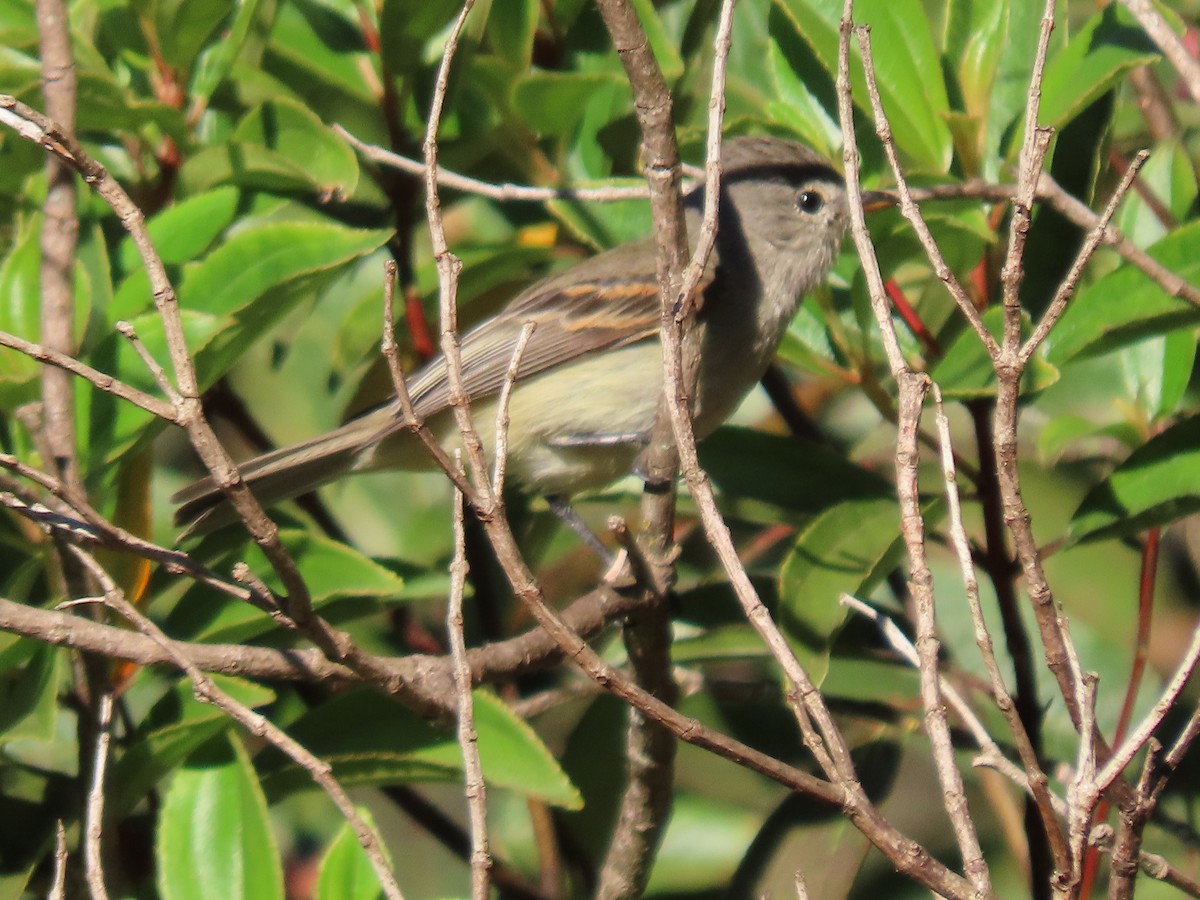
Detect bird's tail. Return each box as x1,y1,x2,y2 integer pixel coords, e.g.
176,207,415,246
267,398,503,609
172,416,389,535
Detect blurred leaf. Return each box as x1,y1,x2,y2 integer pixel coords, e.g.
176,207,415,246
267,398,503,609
1040,5,1158,131
379,0,461,75
168,529,407,643
234,98,359,196
513,72,626,137
1115,139,1198,247
1046,222,1200,364
766,4,841,160
779,497,908,640
155,0,234,73
982,0,1045,172
1119,328,1196,420
700,427,894,515
190,0,265,104
116,186,242,277
0,643,59,744
486,0,537,67
107,675,275,819
316,807,389,900
1071,414,1200,542
0,219,44,389
627,0,684,81
156,733,284,900
672,625,774,664
931,307,1059,399
645,792,761,894
547,186,650,250
1037,414,1141,466
257,689,582,810
180,142,336,194
775,0,952,172
180,222,389,320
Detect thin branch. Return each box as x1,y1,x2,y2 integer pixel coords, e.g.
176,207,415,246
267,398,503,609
592,0,694,891
1021,151,1150,363
1119,0,1200,103
932,387,1070,872
49,821,68,900
0,329,178,421
855,27,996,359
891,371,991,894
337,125,660,201
1095,615,1200,794
35,0,81,496
84,692,113,900
491,322,535,496
448,478,490,900
68,548,407,900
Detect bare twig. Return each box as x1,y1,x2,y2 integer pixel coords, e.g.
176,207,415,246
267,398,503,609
892,371,991,894
448,476,490,900
1119,0,1200,104
931,387,1070,871
0,330,177,421
35,0,81,496
49,821,68,900
84,692,113,900
68,548,406,900
855,27,996,359
379,260,474,497
337,125,660,201
1021,152,1150,363
591,0,693,892
491,322,536,495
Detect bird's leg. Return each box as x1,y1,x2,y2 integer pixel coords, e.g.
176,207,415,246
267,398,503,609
546,494,614,564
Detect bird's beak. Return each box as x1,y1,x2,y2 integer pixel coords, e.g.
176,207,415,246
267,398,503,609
860,190,896,213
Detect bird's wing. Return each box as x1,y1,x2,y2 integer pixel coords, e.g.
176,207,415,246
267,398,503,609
405,237,714,416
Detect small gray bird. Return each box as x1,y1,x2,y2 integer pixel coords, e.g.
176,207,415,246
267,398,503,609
175,136,854,532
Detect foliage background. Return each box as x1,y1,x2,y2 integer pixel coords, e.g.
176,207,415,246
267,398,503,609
1,0,1200,897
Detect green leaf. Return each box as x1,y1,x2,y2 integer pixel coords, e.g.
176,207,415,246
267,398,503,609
1071,414,1200,542
512,72,627,137
699,427,894,516
547,186,650,251
179,142,334,194
766,5,840,160
257,689,582,810
1119,328,1196,420
627,0,684,81
775,0,952,172
155,0,234,73
780,496,908,636
0,219,44,390
233,98,359,196
108,676,275,819
1040,5,1158,132
672,625,774,664
316,808,389,900
0,643,60,744
116,186,242,277
379,0,461,75
1037,414,1140,466
931,307,1059,399
180,222,389,320
168,529,407,643
486,0,537,67
1046,221,1200,364
157,733,284,900
645,793,761,894
190,0,265,104
1115,139,1198,248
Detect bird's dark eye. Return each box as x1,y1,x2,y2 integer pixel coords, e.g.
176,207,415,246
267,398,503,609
796,190,825,214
